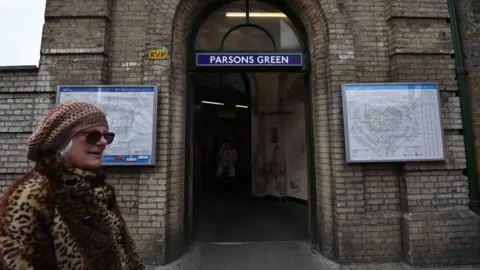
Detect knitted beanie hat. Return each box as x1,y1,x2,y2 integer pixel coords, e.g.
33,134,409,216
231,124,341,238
27,101,109,162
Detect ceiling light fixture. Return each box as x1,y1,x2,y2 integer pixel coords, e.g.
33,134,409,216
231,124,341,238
236,105,248,109
202,101,224,106
225,12,287,18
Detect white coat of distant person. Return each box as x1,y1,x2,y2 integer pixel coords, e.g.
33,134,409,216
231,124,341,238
216,142,238,178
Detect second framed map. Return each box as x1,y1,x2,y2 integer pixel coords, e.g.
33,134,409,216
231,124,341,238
341,83,446,163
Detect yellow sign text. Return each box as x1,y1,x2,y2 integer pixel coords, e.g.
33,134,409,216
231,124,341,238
148,50,169,60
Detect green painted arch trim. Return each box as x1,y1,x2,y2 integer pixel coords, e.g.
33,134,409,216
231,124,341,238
187,0,312,70
219,23,278,51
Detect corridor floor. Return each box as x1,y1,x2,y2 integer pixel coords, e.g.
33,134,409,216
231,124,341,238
149,241,336,270
148,241,480,270
149,188,322,269
194,195,309,243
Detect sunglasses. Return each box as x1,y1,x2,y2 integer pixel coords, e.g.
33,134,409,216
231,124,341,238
82,130,115,145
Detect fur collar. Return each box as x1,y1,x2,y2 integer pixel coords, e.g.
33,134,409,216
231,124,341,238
36,156,124,269
35,156,107,188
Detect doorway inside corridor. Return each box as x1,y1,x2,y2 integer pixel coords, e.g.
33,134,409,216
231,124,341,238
189,72,309,243
184,0,317,246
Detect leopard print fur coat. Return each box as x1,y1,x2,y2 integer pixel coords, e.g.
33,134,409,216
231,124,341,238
0,158,145,270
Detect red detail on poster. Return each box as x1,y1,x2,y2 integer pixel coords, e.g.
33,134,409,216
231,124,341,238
270,127,279,143
270,127,278,137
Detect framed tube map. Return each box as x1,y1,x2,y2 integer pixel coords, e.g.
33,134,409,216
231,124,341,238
341,83,446,163
56,85,158,166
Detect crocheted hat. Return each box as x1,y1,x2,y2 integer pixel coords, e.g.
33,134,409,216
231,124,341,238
27,101,109,162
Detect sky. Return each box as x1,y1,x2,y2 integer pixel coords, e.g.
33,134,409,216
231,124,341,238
0,0,46,66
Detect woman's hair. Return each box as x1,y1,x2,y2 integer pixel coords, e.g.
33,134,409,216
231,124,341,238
60,140,73,157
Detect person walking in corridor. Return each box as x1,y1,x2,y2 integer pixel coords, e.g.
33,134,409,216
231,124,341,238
0,101,144,270
216,141,238,203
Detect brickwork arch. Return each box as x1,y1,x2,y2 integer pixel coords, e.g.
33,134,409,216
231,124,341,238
164,0,357,262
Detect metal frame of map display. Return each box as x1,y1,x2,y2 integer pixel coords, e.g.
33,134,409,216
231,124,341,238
341,82,446,163
56,85,158,166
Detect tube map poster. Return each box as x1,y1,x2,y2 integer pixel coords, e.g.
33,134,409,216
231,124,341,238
342,83,446,163
57,85,158,166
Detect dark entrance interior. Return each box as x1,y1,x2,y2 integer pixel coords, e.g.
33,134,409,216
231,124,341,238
184,0,316,247
189,72,309,243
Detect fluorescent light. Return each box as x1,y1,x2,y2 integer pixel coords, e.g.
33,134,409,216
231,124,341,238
236,105,248,109
225,12,287,18
202,101,224,106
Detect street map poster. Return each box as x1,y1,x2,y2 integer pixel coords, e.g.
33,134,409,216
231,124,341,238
342,83,446,163
57,85,158,166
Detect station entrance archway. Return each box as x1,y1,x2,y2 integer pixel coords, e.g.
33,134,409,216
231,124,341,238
183,0,318,247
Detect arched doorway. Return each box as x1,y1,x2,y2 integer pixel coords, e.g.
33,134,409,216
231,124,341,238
184,0,317,248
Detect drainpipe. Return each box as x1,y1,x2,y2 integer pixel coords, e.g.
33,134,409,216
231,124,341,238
447,0,480,212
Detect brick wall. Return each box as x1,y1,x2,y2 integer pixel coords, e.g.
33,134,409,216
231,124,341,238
458,1,480,176
108,0,168,264
0,66,52,175
456,2,480,263
388,0,480,265
1,0,479,267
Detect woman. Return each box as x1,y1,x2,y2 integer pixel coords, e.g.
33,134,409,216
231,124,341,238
0,101,144,270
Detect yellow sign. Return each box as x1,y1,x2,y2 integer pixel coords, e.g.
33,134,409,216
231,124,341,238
148,50,168,60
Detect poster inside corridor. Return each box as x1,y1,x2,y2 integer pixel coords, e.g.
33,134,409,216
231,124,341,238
342,83,446,163
57,86,158,166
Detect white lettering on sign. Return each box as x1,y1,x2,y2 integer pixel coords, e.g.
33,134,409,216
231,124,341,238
209,56,255,64
208,55,290,65
257,56,289,64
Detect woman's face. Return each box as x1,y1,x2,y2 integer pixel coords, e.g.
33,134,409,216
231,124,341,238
65,125,112,169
